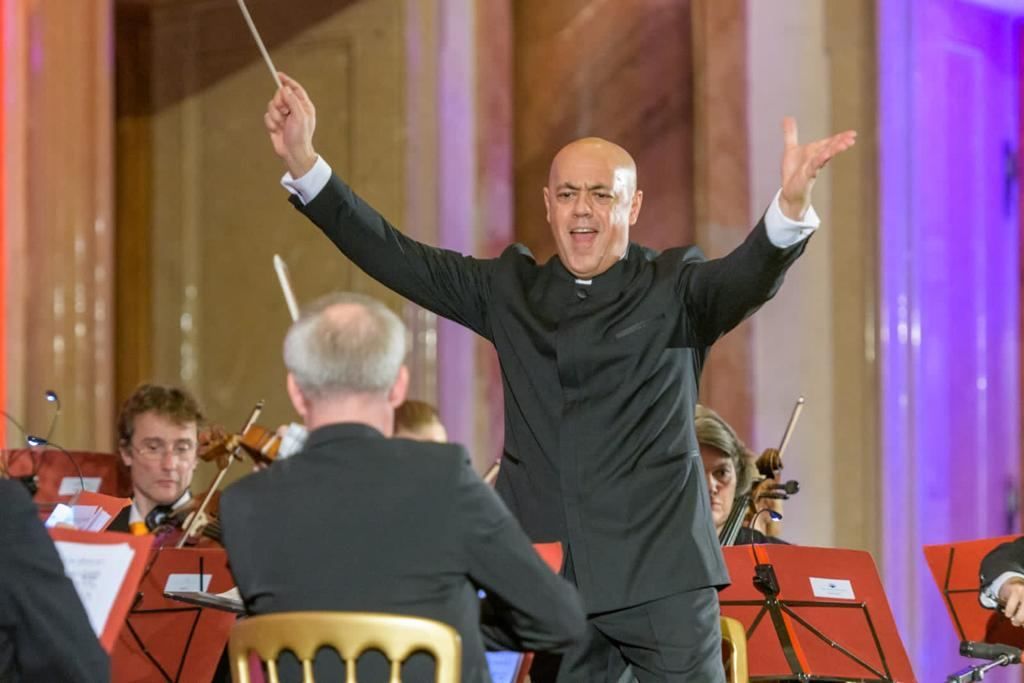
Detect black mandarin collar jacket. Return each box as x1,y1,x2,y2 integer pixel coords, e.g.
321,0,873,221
292,176,805,612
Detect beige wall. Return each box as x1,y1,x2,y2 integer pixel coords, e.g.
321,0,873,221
747,0,836,548
116,0,427,489
746,0,879,552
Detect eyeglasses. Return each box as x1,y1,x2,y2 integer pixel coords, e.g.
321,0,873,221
130,439,197,461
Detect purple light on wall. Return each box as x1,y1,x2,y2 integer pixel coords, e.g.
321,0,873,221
879,1,1021,681
436,0,477,452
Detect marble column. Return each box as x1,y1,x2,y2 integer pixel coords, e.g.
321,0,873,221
3,0,115,451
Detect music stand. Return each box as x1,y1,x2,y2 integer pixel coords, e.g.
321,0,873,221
47,527,153,652
9,449,128,496
923,536,1024,648
720,545,915,682
111,546,236,683
7,449,130,519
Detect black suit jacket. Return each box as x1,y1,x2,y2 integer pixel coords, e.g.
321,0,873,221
293,175,805,612
108,505,130,533
0,480,109,682
219,423,585,683
980,537,1024,590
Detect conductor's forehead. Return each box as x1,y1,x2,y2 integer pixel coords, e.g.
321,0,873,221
548,138,636,187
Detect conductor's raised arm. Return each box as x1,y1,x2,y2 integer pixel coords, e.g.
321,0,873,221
262,71,495,339
265,72,318,179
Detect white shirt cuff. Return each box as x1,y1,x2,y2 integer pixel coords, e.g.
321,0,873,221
981,571,1024,608
281,156,332,205
763,189,820,248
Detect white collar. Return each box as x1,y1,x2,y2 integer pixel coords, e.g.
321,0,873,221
128,489,192,525
573,245,629,286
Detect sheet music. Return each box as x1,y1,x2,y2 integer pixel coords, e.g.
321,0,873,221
45,504,112,532
164,573,212,593
164,586,245,614
53,541,135,636
485,652,523,683
58,476,101,495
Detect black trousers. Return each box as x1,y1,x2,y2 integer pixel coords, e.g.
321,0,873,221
532,550,725,683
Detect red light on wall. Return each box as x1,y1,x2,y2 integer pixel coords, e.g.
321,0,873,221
0,1,7,446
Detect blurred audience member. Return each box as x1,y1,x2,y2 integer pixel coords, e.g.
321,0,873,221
394,399,448,443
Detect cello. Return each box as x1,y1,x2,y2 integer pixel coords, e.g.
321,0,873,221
718,397,803,546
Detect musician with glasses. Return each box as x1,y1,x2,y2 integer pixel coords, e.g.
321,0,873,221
108,384,204,534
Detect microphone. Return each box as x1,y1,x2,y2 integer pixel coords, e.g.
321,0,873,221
960,641,1022,663
750,507,783,527
1,409,39,493
35,390,61,477
26,434,86,496
43,390,61,444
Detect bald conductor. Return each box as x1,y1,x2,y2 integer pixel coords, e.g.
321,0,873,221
263,72,854,682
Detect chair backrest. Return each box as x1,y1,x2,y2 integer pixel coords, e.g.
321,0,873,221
720,616,749,683
229,611,462,683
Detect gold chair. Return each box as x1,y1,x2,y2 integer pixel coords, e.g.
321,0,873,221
229,611,461,683
720,616,749,683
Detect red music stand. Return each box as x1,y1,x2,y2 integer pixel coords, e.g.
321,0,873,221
720,545,916,682
111,546,236,683
6,448,130,515
923,535,1024,648
47,527,154,652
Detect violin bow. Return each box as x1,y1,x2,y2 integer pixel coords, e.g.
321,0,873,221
776,396,805,459
177,401,265,547
273,254,300,322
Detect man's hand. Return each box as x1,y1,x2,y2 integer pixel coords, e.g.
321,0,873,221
265,72,318,178
999,577,1024,626
779,117,857,221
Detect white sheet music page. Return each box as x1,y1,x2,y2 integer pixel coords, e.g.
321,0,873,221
52,541,135,636
45,505,112,531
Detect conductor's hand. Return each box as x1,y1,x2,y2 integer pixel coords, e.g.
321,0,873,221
779,117,856,221
265,72,318,178
999,577,1024,627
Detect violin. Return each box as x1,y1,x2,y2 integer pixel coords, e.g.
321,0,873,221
155,402,267,547
202,421,307,469
147,492,225,548
159,415,308,547
719,397,804,546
